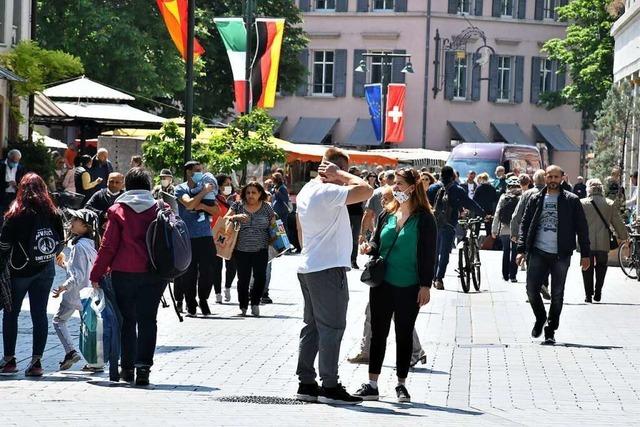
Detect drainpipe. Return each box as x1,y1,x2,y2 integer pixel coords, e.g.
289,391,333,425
421,0,432,149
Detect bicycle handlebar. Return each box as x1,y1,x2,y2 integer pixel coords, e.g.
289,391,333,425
458,217,484,226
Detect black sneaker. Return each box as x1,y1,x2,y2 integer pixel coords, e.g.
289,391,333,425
434,279,445,290
531,318,546,338
199,300,211,316
317,383,363,405
120,367,135,383
542,326,555,345
59,350,81,371
594,290,601,302
25,359,44,377
261,296,273,304
0,357,18,376
135,366,150,386
585,296,592,303
353,383,379,401
395,384,411,403
296,382,320,402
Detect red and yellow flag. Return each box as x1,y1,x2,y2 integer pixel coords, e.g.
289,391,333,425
156,0,204,60
252,19,285,109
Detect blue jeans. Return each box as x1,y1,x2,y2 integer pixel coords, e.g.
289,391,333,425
2,261,55,358
435,225,456,280
111,271,167,368
526,249,570,331
500,235,518,280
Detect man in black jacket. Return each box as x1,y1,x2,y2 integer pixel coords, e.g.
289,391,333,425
0,149,25,213
516,165,590,345
85,172,124,232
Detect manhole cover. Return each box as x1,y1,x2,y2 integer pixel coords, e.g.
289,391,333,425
217,396,306,405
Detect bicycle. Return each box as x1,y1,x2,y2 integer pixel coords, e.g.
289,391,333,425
618,223,640,280
456,217,484,293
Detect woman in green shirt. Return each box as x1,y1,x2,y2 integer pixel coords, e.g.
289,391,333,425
355,168,437,403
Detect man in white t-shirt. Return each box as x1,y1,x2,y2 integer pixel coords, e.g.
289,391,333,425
294,148,373,405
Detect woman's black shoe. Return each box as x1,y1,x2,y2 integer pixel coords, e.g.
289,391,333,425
120,368,135,383
135,367,150,386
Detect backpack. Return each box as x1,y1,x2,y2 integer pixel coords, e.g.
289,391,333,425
146,201,192,280
433,183,454,227
12,215,62,270
498,194,519,224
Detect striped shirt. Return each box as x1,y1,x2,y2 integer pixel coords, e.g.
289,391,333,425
232,201,274,252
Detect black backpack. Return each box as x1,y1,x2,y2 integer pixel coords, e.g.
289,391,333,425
12,215,62,270
433,183,454,227
146,201,192,281
498,194,519,224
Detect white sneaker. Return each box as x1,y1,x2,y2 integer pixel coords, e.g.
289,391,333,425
224,288,231,302
251,305,260,317
215,293,223,304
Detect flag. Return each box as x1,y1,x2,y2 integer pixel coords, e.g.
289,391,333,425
364,84,383,143
156,0,204,60
385,83,406,143
252,18,285,109
215,18,249,113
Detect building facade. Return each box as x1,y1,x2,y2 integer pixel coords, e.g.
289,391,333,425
271,0,583,178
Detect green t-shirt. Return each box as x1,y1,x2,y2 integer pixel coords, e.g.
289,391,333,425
380,214,419,287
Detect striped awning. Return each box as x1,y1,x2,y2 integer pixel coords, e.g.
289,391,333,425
34,92,67,118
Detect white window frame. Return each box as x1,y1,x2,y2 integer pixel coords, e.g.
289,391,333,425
540,58,555,94
314,0,336,11
457,0,472,14
497,56,513,102
501,0,514,17
373,0,395,11
311,50,334,96
543,0,556,20
453,54,470,100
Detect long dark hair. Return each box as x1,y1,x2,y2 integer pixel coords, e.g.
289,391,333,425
6,173,59,220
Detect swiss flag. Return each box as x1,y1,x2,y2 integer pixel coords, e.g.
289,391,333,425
385,83,406,144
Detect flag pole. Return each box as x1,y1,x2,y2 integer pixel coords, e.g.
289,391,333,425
184,0,196,164
244,0,255,115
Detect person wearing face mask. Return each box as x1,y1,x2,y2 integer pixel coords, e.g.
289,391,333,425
211,174,236,303
492,176,523,283
355,168,436,403
152,169,175,200
0,149,25,214
85,173,125,233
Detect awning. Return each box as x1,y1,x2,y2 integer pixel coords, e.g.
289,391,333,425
448,121,490,142
55,102,166,125
33,131,67,149
44,76,134,101
491,122,533,145
34,92,67,118
369,148,450,167
271,116,286,135
0,66,25,82
288,117,339,145
533,124,579,152
344,118,380,147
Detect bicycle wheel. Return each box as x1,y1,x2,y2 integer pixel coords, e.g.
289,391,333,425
471,243,481,291
618,240,638,279
459,247,471,293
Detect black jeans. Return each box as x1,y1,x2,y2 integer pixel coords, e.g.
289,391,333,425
234,248,268,309
526,249,570,331
111,271,167,368
225,258,237,289
176,237,219,311
500,235,518,280
582,251,608,298
369,282,420,379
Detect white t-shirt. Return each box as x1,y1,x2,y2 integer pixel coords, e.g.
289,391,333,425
296,179,351,274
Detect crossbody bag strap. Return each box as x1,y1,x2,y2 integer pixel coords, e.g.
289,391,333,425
381,214,413,260
590,200,610,230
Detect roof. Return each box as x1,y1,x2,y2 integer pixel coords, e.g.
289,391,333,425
54,102,165,125
491,122,533,145
344,118,380,147
271,116,287,135
288,117,339,144
34,92,67,118
533,124,580,152
447,121,490,142
43,76,135,101
0,66,25,82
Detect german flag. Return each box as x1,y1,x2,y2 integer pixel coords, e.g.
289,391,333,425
156,0,204,60
251,19,285,109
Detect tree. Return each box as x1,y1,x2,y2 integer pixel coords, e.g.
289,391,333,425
589,82,640,181
542,0,622,127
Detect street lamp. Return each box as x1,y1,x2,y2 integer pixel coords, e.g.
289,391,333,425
355,51,413,145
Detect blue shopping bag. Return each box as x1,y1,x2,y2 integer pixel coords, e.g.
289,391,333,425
79,287,119,368
270,219,291,252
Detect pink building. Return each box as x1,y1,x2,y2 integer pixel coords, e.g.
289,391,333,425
270,0,583,178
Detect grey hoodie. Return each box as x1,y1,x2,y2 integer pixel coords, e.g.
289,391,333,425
115,190,157,213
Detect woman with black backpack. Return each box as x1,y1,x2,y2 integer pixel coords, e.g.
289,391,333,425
0,173,65,376
492,176,522,282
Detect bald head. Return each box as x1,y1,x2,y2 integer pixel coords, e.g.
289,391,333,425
108,172,124,193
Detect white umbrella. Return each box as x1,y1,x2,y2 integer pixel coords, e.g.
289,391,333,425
32,131,67,149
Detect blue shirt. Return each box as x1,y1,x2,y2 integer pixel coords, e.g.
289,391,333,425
175,182,212,238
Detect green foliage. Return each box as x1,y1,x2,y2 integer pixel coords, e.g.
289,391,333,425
542,0,619,127
7,138,55,183
589,81,640,180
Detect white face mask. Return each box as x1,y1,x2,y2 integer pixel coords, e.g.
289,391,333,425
161,178,172,187
392,190,411,204
222,186,232,196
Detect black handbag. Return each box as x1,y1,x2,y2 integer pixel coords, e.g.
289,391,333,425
360,216,410,287
590,200,619,250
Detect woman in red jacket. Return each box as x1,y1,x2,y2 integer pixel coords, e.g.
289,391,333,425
90,167,166,386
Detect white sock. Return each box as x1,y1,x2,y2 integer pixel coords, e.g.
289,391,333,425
368,379,378,389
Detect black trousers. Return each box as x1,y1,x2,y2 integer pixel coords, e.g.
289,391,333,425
349,214,362,263
526,249,570,331
582,251,608,298
234,248,268,309
176,237,220,311
225,258,237,289
369,282,420,379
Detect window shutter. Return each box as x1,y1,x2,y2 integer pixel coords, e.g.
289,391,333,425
296,49,309,96
514,56,524,103
299,0,311,12
448,0,458,14
392,49,407,84
444,51,455,100
395,0,408,12
474,0,484,16
333,49,347,97
357,0,369,12
534,0,543,20
517,0,526,18
353,49,366,97
492,0,501,16
530,57,541,104
336,0,348,12
471,53,481,101
488,55,499,102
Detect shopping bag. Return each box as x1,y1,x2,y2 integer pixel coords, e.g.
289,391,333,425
79,288,118,367
270,219,292,253
213,217,240,260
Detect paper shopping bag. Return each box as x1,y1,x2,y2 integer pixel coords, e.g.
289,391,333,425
213,217,239,260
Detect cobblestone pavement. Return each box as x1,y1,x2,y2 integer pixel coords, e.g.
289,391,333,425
1,248,640,426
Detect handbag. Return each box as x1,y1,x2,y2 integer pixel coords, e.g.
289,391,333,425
360,215,411,287
212,216,241,260
590,200,619,250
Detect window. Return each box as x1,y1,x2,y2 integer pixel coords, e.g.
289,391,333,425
12,0,21,44
0,0,5,44
457,0,472,14
312,50,334,95
368,51,391,84
497,56,512,102
539,59,553,93
543,0,555,19
453,55,469,99
501,0,513,16
373,0,395,10
315,0,336,10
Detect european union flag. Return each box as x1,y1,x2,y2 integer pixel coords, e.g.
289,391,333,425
364,84,383,143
